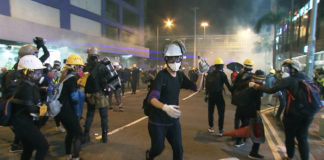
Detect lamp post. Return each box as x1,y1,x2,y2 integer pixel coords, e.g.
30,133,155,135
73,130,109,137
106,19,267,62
201,22,209,39
156,19,174,68
192,7,199,68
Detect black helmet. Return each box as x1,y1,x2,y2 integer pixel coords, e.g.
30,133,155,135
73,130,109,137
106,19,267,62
253,70,265,80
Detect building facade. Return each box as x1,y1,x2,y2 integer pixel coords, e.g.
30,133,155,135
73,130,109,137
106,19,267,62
0,0,149,69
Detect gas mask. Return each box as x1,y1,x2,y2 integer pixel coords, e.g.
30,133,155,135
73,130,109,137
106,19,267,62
32,70,43,81
168,62,181,72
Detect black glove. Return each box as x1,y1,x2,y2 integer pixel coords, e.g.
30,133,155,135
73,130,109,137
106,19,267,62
33,37,45,47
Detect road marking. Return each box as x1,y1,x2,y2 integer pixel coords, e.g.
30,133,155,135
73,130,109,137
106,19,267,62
182,92,198,101
262,119,282,160
96,116,148,139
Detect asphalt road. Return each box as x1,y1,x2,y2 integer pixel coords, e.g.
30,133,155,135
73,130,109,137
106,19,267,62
0,88,323,160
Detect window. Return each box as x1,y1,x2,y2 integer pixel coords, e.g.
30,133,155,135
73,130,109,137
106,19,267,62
106,0,119,21
122,30,139,44
105,25,119,40
123,9,139,28
123,0,139,8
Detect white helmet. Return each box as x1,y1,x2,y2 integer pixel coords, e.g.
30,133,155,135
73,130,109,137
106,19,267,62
112,62,119,66
18,55,45,70
163,40,186,57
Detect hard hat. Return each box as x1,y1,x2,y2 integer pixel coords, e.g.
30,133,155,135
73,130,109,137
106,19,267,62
54,60,61,66
113,62,119,66
18,55,45,70
133,64,137,68
87,46,99,55
282,59,301,72
243,58,254,66
163,40,186,57
214,58,224,65
66,54,85,66
18,45,38,58
269,69,275,74
253,70,266,80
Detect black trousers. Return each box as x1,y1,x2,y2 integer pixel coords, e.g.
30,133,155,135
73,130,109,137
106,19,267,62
208,92,225,131
148,120,183,160
84,103,108,133
131,80,138,94
121,83,125,96
283,113,313,160
13,118,48,160
59,113,82,158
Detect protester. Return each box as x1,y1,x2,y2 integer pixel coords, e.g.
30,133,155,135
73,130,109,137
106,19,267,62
205,57,232,136
145,40,204,160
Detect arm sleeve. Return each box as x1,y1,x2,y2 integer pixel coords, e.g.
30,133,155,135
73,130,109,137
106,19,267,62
257,78,291,94
180,72,197,91
222,72,232,91
39,45,50,63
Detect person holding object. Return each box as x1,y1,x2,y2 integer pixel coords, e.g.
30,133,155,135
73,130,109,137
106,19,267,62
249,59,316,160
145,40,204,160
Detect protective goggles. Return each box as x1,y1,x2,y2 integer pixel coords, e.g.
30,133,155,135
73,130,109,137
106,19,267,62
165,56,183,63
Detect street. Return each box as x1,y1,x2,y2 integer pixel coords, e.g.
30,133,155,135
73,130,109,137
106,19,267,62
0,88,323,160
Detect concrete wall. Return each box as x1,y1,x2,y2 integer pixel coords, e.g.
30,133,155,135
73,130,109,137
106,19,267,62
70,14,101,37
70,0,101,15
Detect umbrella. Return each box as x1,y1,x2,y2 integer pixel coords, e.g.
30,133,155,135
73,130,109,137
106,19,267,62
223,126,250,138
227,62,243,71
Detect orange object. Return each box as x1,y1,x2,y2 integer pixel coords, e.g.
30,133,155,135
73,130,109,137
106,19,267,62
223,126,250,137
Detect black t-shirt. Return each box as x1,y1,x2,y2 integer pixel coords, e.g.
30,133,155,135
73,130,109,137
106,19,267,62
149,69,196,124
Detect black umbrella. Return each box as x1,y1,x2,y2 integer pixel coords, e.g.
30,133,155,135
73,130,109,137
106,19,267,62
226,62,243,71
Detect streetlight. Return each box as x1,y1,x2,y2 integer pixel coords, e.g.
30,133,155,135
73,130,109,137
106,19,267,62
201,22,209,38
156,18,174,68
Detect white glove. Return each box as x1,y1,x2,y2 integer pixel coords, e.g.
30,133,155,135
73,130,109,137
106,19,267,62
249,82,256,88
162,104,181,118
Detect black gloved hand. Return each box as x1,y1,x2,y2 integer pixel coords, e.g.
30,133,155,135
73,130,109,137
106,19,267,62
33,37,45,47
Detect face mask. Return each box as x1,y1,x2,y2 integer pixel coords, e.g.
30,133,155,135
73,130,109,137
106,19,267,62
282,72,290,78
77,70,84,77
33,71,43,81
168,62,181,72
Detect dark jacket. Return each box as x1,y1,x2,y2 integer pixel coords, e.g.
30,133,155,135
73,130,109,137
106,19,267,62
205,69,232,95
84,63,110,94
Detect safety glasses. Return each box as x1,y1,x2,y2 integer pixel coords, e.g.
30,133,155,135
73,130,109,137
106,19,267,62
165,56,183,63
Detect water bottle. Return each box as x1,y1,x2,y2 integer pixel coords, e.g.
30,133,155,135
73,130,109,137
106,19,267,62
198,56,209,73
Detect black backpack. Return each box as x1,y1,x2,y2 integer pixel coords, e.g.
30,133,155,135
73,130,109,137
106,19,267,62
286,78,322,117
0,99,13,126
1,70,22,100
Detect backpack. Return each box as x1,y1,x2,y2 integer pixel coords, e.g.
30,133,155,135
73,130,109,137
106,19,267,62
0,99,13,126
0,70,22,99
47,74,74,117
142,71,183,116
286,78,322,117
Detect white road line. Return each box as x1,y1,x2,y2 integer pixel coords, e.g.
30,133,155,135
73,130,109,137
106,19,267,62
182,92,199,101
96,116,148,139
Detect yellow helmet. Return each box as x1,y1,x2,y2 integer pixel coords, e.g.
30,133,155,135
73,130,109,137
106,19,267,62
270,69,276,74
66,54,84,66
133,64,137,68
214,58,224,65
243,58,254,66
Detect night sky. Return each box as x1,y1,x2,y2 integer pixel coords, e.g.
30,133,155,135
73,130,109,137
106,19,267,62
146,0,272,35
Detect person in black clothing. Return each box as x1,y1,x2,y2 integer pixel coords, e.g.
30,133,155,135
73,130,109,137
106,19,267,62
56,54,84,160
83,47,111,143
250,59,313,160
146,40,204,160
5,38,50,153
205,57,232,136
231,58,254,147
117,64,126,96
131,64,139,94
11,55,48,160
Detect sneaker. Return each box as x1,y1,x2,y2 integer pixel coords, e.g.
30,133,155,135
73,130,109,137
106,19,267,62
208,127,215,133
56,126,66,133
248,153,264,159
218,130,223,137
119,107,125,112
9,144,23,153
234,142,245,148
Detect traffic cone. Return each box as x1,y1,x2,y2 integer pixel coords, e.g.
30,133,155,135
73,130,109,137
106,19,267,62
223,126,250,137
